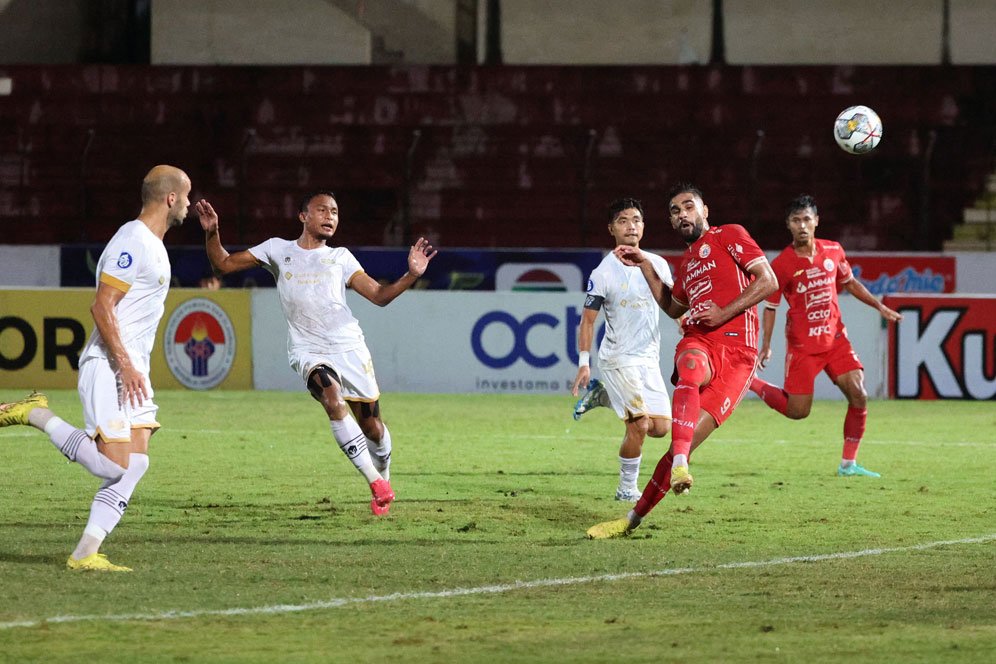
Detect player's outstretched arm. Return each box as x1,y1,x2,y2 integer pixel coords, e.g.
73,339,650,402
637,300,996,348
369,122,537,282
351,237,437,307
843,278,903,322
195,199,260,275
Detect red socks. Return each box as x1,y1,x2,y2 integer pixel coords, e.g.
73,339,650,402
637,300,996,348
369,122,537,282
750,377,788,415
842,406,867,461
634,452,673,517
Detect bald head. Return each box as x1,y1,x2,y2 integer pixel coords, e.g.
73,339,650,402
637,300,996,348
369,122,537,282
138,165,192,232
141,165,190,206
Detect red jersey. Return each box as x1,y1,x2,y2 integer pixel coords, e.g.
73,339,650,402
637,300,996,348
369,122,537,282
766,239,853,352
672,224,768,350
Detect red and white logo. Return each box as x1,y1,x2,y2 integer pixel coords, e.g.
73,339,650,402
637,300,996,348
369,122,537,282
163,298,237,390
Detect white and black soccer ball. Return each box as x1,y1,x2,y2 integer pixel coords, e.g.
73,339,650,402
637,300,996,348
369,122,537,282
833,105,883,154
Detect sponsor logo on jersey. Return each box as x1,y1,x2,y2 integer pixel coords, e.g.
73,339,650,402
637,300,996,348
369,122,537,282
807,308,831,321
805,290,833,309
794,269,806,277
796,282,807,293
687,278,713,302
805,267,824,279
163,298,237,390
684,259,716,280
808,324,833,336
117,252,133,268
586,278,594,293
806,276,835,289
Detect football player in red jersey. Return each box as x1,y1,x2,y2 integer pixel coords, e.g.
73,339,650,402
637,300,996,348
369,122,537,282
750,194,902,478
586,183,778,539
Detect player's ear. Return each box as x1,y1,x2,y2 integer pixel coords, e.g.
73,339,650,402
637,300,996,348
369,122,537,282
701,203,709,219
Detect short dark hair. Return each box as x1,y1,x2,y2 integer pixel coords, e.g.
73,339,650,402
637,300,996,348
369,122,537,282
786,194,817,218
609,197,643,221
666,183,705,205
299,190,337,214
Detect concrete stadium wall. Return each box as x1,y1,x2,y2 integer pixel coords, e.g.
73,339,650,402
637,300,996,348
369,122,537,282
151,0,371,65
496,0,996,65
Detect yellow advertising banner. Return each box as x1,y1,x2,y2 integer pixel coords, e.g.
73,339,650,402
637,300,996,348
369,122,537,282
0,288,252,390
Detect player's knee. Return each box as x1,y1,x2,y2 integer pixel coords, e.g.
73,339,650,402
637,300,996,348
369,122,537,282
647,418,670,438
628,416,650,437
124,452,150,478
676,354,709,386
848,392,868,410
785,406,810,420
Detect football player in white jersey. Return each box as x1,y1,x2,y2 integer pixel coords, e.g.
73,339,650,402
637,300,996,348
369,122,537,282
1,165,192,572
194,191,435,516
571,198,674,501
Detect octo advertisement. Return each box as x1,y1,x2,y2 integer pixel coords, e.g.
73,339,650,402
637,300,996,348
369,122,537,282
0,289,252,390
886,294,996,400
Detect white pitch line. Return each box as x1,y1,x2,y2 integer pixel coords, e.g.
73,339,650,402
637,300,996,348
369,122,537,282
1,533,993,631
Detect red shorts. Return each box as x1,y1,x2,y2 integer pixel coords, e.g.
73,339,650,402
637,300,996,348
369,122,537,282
675,336,757,427
784,334,863,395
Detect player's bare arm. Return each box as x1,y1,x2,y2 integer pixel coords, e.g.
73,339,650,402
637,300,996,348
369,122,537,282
757,307,778,369
351,237,437,307
843,278,903,322
695,259,777,328
91,282,148,407
571,307,598,396
196,199,261,274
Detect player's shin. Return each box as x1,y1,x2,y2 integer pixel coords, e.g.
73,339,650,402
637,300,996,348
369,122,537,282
71,453,149,560
367,424,392,480
842,406,867,462
670,381,699,462
634,452,673,517
43,417,125,479
750,377,789,415
330,417,380,483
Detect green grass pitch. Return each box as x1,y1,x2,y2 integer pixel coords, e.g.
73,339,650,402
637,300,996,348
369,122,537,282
1,390,994,663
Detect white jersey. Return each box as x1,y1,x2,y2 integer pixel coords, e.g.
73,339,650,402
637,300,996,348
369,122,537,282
586,250,673,370
80,219,171,373
249,238,367,356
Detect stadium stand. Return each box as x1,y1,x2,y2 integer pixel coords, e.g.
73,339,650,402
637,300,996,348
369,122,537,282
0,64,993,249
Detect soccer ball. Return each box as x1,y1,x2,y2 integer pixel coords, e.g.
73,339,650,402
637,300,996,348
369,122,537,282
833,105,883,154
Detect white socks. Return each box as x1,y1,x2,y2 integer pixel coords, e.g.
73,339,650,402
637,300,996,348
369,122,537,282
368,425,392,481
43,417,125,480
672,453,688,470
330,417,380,483
73,453,149,560
618,454,641,493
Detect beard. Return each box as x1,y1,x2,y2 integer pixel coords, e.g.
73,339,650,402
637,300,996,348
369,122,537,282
681,224,704,244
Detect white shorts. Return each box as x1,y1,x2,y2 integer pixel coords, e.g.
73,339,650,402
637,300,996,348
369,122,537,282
77,356,160,443
291,345,381,402
601,363,672,421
